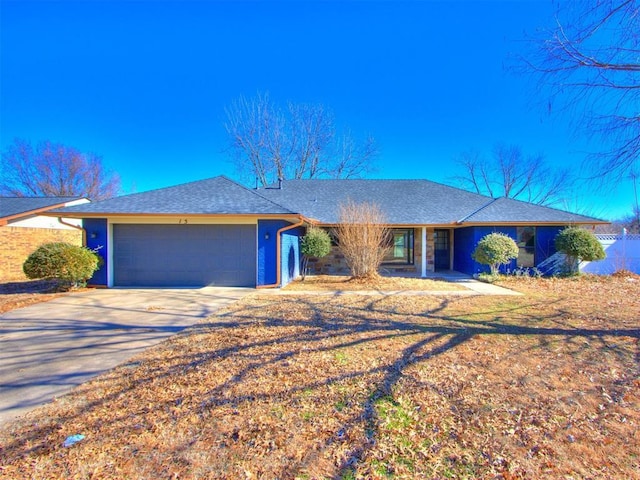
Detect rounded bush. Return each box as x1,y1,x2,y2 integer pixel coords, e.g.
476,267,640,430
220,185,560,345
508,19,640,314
300,227,332,280
23,242,100,287
301,227,332,258
555,227,605,273
472,232,519,275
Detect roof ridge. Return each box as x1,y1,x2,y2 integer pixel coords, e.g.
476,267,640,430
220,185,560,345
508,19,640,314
456,197,500,224
263,177,492,200
235,177,298,214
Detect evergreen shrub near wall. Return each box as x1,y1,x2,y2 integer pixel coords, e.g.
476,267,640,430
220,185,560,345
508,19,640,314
23,242,100,288
300,227,332,280
472,232,519,276
555,227,605,274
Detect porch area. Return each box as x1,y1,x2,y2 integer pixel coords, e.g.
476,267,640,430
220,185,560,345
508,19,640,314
306,227,454,277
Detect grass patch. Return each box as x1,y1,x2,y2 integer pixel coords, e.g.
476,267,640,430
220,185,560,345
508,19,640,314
1,276,638,479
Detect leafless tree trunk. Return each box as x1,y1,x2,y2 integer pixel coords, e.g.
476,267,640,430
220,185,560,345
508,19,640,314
525,0,640,182
452,144,573,206
224,92,377,187
1,139,121,200
334,200,390,280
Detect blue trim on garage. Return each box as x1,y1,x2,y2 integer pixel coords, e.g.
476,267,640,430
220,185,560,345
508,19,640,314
83,218,108,286
257,219,288,286
257,219,303,287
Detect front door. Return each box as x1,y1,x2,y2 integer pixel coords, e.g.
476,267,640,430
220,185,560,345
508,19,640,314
434,229,450,271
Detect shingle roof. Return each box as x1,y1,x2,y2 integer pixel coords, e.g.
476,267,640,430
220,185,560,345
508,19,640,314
0,196,84,220
47,176,605,225
257,179,605,225
256,179,492,224
458,197,604,224
54,176,294,216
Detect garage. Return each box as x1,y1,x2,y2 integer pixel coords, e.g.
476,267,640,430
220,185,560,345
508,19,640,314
113,224,256,287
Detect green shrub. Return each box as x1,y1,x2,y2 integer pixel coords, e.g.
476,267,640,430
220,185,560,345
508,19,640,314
300,227,332,280
472,232,519,275
555,227,605,274
23,242,100,287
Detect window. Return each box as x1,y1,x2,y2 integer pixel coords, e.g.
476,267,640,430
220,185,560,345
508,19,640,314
383,228,414,264
517,226,535,267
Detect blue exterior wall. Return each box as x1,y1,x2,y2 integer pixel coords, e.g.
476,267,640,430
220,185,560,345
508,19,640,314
453,227,479,275
257,219,303,287
453,226,518,275
83,218,303,288
536,226,563,262
281,227,304,286
258,220,286,286
83,218,108,286
454,225,567,275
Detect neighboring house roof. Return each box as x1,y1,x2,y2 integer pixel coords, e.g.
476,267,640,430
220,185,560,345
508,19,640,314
50,175,605,225
0,196,87,224
53,176,295,216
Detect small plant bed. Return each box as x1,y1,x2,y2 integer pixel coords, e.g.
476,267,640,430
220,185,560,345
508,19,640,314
1,276,638,478
0,279,69,314
283,274,465,291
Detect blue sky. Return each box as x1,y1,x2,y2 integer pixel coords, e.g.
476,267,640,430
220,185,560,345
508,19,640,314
1,0,635,220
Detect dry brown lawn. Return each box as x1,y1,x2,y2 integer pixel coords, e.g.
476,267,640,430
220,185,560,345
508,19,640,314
283,275,465,291
0,275,638,479
0,280,68,314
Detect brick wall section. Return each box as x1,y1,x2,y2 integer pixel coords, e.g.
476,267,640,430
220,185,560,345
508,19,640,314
307,245,351,275
425,228,436,272
0,227,83,282
307,227,436,275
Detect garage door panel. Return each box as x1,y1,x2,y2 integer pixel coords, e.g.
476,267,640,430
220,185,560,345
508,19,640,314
113,224,256,287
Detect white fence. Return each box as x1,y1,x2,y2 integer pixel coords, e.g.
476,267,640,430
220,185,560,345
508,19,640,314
580,232,640,275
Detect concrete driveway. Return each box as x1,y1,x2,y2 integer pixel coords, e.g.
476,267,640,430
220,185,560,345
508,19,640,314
0,287,252,426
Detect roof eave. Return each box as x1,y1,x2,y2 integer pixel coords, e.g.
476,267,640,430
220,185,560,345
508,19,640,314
1,201,86,224
457,220,610,227
41,211,305,219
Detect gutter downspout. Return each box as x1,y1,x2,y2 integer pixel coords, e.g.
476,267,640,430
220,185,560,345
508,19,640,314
256,216,306,289
58,217,86,244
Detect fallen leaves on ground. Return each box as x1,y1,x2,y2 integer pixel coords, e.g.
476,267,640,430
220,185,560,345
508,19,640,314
0,276,638,479
0,280,68,314
284,274,465,291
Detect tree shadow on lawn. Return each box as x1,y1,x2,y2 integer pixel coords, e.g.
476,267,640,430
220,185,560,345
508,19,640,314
0,279,67,294
1,293,639,478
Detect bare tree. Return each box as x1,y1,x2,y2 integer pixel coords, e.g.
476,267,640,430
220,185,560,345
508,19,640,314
526,0,640,182
224,92,378,187
453,144,573,206
1,138,121,200
334,200,389,280
622,207,640,234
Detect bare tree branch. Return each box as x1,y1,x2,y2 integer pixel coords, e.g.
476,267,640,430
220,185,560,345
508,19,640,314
224,92,377,186
1,139,121,200
524,0,640,182
452,144,574,207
